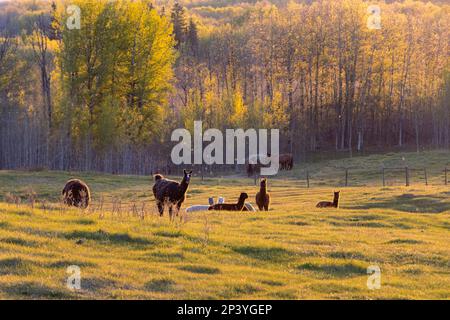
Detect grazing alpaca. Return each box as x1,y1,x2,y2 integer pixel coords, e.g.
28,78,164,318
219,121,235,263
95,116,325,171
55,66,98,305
316,191,340,208
279,153,293,170
62,179,90,208
153,169,192,219
208,193,248,211
255,178,270,211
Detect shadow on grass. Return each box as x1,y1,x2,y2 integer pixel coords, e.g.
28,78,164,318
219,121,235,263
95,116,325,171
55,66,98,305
231,245,292,262
327,251,367,260
82,277,117,292
145,278,176,293
64,229,154,246
0,258,33,275
219,284,261,298
347,194,450,213
154,230,183,238
0,282,72,299
0,221,9,229
145,251,185,262
47,260,97,268
177,265,220,274
0,237,38,247
386,239,423,244
296,261,366,278
68,219,96,225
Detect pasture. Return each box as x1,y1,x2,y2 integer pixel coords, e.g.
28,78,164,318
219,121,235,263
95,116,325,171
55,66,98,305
0,151,449,299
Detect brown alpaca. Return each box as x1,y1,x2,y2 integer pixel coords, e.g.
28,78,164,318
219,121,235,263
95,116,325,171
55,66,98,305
255,178,270,211
316,191,340,208
152,170,192,219
208,193,248,211
62,179,90,208
279,153,293,170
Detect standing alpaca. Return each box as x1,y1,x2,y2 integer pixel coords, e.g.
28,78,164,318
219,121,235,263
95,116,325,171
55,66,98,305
279,153,293,170
255,178,270,211
62,179,90,208
208,193,248,211
153,170,192,219
316,191,340,208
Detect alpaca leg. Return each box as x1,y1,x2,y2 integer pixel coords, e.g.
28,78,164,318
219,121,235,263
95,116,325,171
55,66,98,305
264,205,269,211
169,205,174,221
157,201,164,216
176,202,182,216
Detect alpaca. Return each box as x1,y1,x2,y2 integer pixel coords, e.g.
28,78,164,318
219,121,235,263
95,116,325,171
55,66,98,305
316,191,340,208
255,178,270,211
153,169,192,219
185,205,211,212
208,193,248,211
62,179,90,208
279,153,293,170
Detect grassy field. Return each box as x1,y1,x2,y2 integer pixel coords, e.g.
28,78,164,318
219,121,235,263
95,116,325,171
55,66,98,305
0,151,449,299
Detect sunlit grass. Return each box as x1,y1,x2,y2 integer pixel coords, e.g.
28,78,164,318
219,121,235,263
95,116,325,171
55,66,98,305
0,152,449,299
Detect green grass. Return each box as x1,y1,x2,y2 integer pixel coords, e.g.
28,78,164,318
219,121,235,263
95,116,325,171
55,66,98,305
0,151,449,299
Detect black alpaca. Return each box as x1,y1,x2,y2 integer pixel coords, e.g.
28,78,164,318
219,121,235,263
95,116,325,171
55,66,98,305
316,191,340,208
62,179,90,208
255,178,270,211
153,169,192,219
208,193,248,211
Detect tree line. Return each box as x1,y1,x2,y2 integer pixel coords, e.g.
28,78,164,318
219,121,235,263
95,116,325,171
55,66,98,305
0,0,449,174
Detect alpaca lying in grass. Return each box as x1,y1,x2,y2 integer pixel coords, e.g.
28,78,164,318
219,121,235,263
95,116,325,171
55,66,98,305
316,191,340,208
208,193,248,211
153,169,192,219
62,179,90,208
255,178,270,211
187,197,256,212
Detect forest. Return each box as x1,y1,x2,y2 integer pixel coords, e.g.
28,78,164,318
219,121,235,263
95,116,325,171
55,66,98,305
0,0,449,174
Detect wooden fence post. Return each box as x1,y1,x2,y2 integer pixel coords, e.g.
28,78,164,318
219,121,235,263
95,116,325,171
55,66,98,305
445,167,448,185
405,167,410,186
382,167,385,187
345,168,348,187
306,170,310,188
424,168,428,186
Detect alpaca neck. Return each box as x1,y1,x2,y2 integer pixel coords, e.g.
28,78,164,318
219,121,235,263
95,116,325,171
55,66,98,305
179,179,189,194
260,185,267,195
237,197,246,209
333,196,339,207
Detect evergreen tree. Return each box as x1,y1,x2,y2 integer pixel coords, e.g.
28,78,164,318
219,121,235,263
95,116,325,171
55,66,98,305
170,2,187,49
187,18,199,56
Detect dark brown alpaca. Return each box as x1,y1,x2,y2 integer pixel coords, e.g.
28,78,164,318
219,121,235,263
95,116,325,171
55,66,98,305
255,178,270,211
208,193,248,211
62,179,90,208
279,153,293,170
153,169,192,219
316,191,340,208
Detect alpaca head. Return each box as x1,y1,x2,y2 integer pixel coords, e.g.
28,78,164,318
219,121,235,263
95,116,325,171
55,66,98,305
183,169,193,183
260,178,267,189
239,192,249,201
334,191,340,199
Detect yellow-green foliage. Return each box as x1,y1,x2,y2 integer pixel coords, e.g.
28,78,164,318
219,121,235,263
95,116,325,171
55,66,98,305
0,165,448,299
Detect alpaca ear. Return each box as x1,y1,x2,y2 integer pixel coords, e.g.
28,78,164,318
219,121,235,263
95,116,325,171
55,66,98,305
189,170,193,174
183,169,187,175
